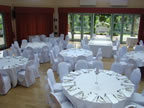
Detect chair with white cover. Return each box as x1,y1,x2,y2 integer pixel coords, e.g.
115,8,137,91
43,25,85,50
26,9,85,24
94,48,103,60
49,50,59,71
113,40,120,55
49,92,74,108
83,36,88,45
139,40,144,46
53,45,61,58
47,69,62,92
124,63,134,78
130,92,144,106
0,71,11,95
7,50,13,56
63,35,69,49
134,45,144,51
11,43,21,56
111,62,124,74
60,34,64,41
82,45,90,50
45,78,68,107
17,60,36,87
130,68,141,92
67,44,74,49
39,46,49,63
40,34,46,42
21,39,28,50
25,47,34,60
33,54,40,78
81,40,86,48
75,60,89,71
127,59,137,70
90,60,104,69
14,41,20,49
32,37,41,42
57,62,69,82
49,33,55,38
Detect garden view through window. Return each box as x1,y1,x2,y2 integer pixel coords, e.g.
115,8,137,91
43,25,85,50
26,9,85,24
68,13,140,44
0,14,6,48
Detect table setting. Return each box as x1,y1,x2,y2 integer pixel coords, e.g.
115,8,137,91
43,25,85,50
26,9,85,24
121,51,144,67
0,56,28,87
62,69,135,108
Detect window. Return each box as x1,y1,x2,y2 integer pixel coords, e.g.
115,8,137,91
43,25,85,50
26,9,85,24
0,14,6,48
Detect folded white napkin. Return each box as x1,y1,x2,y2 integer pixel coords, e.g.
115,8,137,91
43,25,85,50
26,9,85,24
106,94,118,104
63,77,74,81
62,82,74,87
120,89,133,97
69,89,82,96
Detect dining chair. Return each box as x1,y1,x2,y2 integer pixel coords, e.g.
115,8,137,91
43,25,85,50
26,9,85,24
40,34,46,42
47,69,62,92
111,62,125,75
67,44,74,49
130,92,144,106
57,62,69,82
17,60,36,87
139,40,144,46
21,39,28,50
0,72,11,95
130,68,141,92
91,60,104,69
33,54,40,78
49,92,74,108
134,45,144,51
75,60,89,71
39,46,49,63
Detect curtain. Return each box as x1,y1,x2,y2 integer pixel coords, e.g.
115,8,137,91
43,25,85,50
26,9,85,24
0,5,13,48
15,7,54,42
138,14,144,44
58,11,68,39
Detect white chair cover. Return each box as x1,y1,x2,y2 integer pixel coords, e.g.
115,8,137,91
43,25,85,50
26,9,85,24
111,62,124,74
124,63,134,78
21,39,28,50
0,72,11,95
135,45,144,51
53,45,60,58
91,60,104,69
139,40,144,46
17,60,36,87
130,92,144,106
75,60,89,70
49,50,59,71
67,44,74,49
33,54,40,78
40,34,47,42
39,46,49,63
130,68,141,92
47,69,62,92
49,92,74,108
58,62,69,82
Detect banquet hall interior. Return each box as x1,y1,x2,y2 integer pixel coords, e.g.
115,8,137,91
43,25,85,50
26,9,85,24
0,0,144,108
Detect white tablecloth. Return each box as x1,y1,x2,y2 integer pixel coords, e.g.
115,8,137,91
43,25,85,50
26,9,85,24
122,51,144,67
0,56,28,87
88,40,113,57
59,48,93,67
25,42,48,53
126,37,138,48
92,35,111,41
62,69,134,108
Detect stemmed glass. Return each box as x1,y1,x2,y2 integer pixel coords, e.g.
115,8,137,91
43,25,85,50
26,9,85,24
95,66,99,84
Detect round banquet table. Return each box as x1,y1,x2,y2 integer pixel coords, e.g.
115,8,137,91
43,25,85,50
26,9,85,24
121,51,144,67
88,40,113,57
59,48,93,68
25,42,48,53
0,56,28,87
62,69,134,108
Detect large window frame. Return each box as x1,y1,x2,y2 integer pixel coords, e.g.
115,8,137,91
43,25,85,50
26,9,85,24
68,13,140,43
